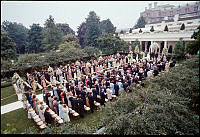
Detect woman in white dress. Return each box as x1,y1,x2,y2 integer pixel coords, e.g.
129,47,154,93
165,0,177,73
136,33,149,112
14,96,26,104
58,101,64,119
106,86,112,101
39,106,45,122
66,93,72,108
62,104,70,123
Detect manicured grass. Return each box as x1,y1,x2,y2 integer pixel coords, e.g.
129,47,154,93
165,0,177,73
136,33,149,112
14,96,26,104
1,105,106,134
70,107,105,133
1,86,18,106
1,108,38,134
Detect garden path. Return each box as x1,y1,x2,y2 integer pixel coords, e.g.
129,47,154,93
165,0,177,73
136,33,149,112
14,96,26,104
1,91,53,115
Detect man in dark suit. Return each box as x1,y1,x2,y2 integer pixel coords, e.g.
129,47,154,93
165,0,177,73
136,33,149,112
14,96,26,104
44,107,53,124
88,92,95,113
91,85,98,101
77,96,84,118
100,90,106,106
114,82,119,96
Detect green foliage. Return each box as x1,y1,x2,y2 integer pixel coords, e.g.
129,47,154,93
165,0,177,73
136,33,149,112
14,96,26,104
185,26,200,55
15,48,87,70
1,32,17,60
85,11,102,47
1,21,28,54
1,81,12,88
27,24,44,53
58,41,81,51
77,22,87,48
164,25,168,31
173,38,185,60
56,23,75,35
134,16,147,29
96,33,129,55
103,55,199,135
131,39,141,53
180,23,185,30
63,34,78,43
100,19,116,34
83,46,101,57
42,15,64,51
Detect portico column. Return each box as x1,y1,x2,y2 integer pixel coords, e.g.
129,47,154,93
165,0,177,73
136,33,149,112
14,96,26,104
164,40,167,49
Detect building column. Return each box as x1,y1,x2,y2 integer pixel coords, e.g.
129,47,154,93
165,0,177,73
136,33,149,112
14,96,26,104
164,40,167,49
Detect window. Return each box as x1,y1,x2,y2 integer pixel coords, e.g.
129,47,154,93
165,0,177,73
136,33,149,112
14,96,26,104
170,11,173,16
185,8,189,13
168,24,173,26
194,6,198,11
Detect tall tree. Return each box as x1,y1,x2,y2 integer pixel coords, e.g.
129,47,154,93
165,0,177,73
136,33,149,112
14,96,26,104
134,16,147,29
77,22,87,48
85,11,102,47
100,19,116,34
173,38,185,60
1,32,17,60
1,21,28,54
63,34,78,43
96,33,129,55
56,23,75,35
27,24,44,53
185,25,200,55
42,15,64,51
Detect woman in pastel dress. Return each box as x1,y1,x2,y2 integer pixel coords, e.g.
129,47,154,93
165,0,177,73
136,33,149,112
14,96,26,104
62,104,70,123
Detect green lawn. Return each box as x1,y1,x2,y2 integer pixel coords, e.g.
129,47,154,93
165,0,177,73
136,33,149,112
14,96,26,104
1,86,18,106
1,104,106,134
1,80,51,106
1,108,38,134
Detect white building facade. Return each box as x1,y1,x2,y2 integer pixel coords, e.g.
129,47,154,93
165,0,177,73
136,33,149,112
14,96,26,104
120,14,199,55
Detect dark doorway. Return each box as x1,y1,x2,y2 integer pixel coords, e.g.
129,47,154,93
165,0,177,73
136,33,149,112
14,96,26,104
160,41,164,54
147,41,151,52
168,45,173,53
142,41,145,52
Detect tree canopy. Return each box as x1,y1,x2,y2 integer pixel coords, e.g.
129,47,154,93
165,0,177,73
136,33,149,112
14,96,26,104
134,16,147,29
96,33,129,55
85,11,102,47
56,23,75,35
1,21,28,54
77,22,87,48
1,32,17,60
173,38,185,60
42,15,64,51
27,24,44,53
100,19,116,34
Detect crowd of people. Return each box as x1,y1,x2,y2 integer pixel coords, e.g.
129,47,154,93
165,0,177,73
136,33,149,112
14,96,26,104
22,52,176,125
